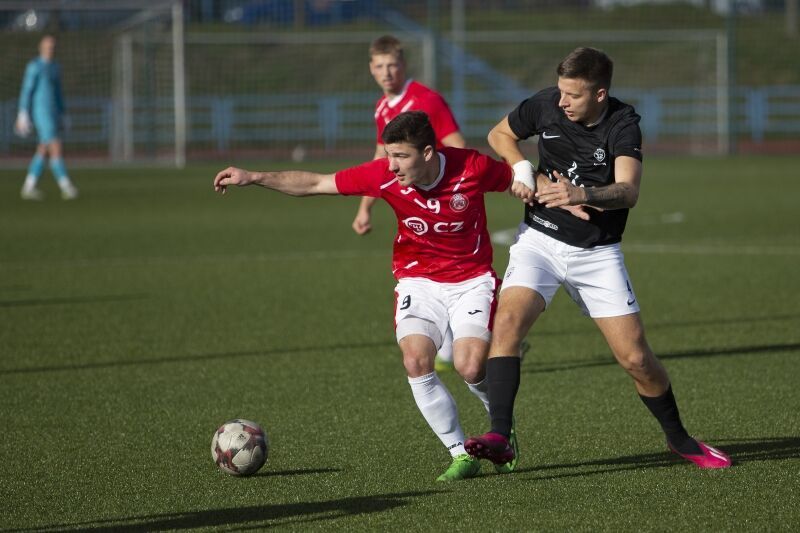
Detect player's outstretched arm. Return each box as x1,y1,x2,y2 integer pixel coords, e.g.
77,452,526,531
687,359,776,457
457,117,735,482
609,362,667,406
213,167,338,196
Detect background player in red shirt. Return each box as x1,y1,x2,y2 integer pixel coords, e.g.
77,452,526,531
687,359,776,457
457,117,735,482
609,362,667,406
214,111,515,481
352,35,466,236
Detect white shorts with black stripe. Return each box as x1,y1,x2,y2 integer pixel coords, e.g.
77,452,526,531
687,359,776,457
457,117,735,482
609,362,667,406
502,224,640,318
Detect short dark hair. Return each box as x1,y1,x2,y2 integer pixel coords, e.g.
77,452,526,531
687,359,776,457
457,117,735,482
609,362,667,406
369,35,404,63
557,47,613,90
381,111,436,152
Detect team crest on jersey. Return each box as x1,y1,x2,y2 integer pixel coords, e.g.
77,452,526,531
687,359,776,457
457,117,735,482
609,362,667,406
593,148,606,162
449,193,469,212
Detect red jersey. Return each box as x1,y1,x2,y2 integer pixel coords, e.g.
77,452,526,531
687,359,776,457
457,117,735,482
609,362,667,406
335,147,512,283
374,80,460,148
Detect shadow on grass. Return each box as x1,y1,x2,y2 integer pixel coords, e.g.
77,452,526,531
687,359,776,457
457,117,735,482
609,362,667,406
253,467,342,477
0,341,397,376
515,436,800,481
0,293,147,308
522,342,800,375
10,491,437,532
646,312,800,332
534,312,800,338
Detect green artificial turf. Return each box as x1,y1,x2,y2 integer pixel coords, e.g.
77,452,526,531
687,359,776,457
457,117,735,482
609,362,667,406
0,156,798,531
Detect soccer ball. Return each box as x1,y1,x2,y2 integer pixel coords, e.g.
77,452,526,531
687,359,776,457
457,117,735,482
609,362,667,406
211,419,269,476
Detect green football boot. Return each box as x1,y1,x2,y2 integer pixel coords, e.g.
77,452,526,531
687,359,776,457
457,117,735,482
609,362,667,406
436,453,481,482
434,354,455,373
494,418,519,474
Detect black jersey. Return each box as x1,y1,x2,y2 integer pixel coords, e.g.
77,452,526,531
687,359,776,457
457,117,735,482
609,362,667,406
508,86,642,248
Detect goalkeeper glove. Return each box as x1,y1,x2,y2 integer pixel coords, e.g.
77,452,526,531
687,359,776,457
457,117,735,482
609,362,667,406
14,110,32,137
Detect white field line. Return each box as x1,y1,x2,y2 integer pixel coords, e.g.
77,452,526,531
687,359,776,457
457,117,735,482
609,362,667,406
635,211,686,225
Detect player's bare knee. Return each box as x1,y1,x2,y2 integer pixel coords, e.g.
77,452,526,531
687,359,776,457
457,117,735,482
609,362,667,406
402,349,434,377
454,356,485,383
617,349,653,374
452,329,489,381
396,318,440,377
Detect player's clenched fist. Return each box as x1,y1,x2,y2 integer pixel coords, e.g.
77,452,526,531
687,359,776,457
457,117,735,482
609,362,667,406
352,209,372,235
214,167,253,194
510,180,536,206
510,159,537,206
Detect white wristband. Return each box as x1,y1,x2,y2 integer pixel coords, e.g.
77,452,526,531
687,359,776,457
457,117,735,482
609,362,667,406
512,160,535,190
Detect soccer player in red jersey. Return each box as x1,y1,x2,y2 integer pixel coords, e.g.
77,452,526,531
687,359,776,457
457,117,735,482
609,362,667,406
214,111,514,481
356,35,468,373
352,35,466,237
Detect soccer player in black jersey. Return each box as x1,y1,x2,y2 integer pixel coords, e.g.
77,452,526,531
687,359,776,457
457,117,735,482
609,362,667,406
465,47,731,469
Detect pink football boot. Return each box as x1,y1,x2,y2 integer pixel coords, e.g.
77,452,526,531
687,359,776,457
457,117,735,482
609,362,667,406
465,432,515,465
669,440,732,469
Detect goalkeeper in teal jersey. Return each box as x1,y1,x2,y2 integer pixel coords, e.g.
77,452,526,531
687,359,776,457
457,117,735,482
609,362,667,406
15,35,78,200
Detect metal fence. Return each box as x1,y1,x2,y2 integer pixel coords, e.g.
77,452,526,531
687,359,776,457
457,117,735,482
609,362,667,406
3,84,799,159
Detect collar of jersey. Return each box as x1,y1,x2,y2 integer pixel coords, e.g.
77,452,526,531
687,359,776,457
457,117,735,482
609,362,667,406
386,79,413,108
583,105,610,128
416,153,446,192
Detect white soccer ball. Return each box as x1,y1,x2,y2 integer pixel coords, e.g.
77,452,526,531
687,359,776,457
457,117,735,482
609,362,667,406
211,419,269,476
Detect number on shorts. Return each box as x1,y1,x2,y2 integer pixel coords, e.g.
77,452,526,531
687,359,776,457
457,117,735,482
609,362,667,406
400,295,411,310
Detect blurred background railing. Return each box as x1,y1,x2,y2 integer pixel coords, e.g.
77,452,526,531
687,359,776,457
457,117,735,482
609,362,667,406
1,0,798,165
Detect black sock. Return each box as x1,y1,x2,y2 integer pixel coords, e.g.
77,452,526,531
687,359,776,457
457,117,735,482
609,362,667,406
487,356,520,438
639,386,702,455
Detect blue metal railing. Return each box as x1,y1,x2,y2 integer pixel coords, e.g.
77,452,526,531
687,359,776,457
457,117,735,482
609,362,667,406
2,85,799,157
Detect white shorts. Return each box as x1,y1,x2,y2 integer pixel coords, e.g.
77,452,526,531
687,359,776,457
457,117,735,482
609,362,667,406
394,272,498,348
502,224,640,318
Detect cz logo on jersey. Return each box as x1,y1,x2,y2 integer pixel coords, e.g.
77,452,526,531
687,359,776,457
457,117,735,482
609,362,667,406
403,217,464,235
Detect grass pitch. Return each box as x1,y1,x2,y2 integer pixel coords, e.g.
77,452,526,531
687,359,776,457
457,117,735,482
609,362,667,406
0,156,798,531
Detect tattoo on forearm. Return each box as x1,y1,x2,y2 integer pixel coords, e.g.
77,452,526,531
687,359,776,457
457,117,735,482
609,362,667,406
583,184,632,209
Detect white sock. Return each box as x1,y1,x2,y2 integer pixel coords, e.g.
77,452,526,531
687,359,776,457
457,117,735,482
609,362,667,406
466,377,491,415
408,372,466,457
22,175,38,191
